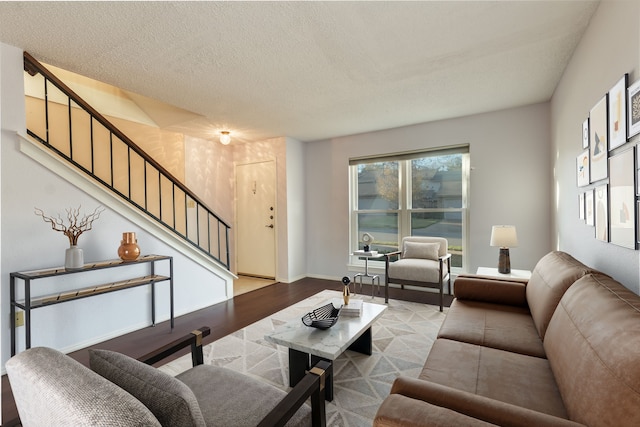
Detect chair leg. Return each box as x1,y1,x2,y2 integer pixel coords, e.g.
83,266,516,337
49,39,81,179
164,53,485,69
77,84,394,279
384,279,389,304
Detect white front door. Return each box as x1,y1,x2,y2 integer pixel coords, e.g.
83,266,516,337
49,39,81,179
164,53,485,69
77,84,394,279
236,160,276,278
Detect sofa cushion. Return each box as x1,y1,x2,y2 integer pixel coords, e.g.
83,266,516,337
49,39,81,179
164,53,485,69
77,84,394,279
544,273,640,426
437,299,546,358
388,258,445,283
420,338,568,419
526,251,593,339
89,349,206,427
177,364,310,427
403,241,440,260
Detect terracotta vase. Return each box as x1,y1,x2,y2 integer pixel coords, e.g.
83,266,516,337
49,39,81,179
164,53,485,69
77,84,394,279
118,232,140,261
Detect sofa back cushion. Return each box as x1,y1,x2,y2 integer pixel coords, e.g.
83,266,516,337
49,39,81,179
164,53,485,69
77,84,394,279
544,273,640,426
526,251,592,338
90,349,206,427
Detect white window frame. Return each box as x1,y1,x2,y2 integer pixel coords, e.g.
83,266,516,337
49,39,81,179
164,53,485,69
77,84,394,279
348,146,470,275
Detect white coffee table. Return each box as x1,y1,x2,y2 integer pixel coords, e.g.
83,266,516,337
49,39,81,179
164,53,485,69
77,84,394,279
264,298,386,401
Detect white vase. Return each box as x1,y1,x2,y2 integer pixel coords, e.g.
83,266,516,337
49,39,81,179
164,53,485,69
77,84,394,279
65,245,84,270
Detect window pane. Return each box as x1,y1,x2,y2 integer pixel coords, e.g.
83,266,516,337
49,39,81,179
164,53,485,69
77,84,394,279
357,162,399,210
411,211,463,268
358,212,398,254
411,154,463,209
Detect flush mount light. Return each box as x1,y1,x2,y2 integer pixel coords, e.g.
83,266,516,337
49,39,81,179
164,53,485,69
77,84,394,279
220,131,231,145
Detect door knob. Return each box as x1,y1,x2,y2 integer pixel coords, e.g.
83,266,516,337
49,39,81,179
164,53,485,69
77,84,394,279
266,224,274,228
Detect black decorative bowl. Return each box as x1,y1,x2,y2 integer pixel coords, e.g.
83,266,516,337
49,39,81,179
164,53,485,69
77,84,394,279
302,303,341,329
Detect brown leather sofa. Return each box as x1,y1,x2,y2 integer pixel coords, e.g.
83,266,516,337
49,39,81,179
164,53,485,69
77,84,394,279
374,251,640,426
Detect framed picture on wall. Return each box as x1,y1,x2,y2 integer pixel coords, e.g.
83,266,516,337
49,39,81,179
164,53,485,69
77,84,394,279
609,147,636,249
576,150,590,187
579,193,585,220
590,95,608,182
586,189,595,226
582,118,589,149
628,79,640,138
637,146,640,195
595,184,609,242
609,74,628,150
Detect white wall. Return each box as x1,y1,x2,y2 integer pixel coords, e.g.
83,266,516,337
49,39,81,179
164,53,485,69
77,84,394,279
0,44,229,366
286,137,306,281
551,0,640,294
305,103,552,279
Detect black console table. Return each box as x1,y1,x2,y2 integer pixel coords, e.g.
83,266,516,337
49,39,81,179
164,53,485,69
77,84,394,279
10,254,173,356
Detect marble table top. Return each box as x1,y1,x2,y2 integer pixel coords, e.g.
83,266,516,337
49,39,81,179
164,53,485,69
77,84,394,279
264,298,387,360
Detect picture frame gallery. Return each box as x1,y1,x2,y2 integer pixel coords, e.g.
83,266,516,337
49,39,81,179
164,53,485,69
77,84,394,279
577,72,640,249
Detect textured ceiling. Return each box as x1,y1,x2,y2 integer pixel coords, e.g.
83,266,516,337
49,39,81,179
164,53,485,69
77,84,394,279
0,1,599,144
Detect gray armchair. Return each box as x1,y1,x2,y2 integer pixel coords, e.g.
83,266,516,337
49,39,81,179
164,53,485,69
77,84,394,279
6,327,330,427
384,236,452,311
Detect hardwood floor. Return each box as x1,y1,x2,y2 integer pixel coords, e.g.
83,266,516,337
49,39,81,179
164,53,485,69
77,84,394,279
1,277,453,426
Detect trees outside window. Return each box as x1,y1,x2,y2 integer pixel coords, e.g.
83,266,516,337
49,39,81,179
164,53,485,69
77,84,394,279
351,147,468,269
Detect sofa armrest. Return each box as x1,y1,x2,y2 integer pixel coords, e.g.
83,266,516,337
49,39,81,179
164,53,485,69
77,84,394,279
387,377,583,427
454,275,528,306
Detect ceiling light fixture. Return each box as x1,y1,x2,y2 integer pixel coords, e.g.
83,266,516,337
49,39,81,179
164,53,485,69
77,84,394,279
220,131,231,145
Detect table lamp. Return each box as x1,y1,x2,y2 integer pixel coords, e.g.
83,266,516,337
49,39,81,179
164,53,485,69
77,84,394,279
490,225,518,274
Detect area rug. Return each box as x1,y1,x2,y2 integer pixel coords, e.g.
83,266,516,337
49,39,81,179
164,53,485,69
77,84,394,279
159,290,447,427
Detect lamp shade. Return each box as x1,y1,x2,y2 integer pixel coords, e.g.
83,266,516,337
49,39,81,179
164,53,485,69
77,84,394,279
490,225,518,248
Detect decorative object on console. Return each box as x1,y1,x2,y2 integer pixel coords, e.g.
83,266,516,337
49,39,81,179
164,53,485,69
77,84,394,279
34,205,104,270
118,232,141,261
342,276,351,305
490,225,518,274
361,232,374,252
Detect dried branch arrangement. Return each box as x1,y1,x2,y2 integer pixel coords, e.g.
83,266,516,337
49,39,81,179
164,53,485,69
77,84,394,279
35,205,105,246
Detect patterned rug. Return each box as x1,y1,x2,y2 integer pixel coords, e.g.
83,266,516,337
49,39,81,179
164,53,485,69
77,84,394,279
159,290,446,427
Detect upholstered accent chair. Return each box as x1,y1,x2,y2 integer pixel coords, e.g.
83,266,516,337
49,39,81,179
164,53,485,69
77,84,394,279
384,236,451,311
6,327,330,427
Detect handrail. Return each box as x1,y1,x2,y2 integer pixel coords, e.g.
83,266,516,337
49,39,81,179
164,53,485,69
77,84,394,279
23,52,231,269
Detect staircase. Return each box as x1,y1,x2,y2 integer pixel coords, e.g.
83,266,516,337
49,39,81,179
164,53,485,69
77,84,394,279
21,52,231,270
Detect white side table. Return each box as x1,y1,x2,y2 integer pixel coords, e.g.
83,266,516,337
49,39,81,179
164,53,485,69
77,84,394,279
351,251,383,297
476,267,532,280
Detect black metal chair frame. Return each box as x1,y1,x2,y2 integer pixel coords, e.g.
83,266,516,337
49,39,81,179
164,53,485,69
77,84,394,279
384,252,452,311
139,326,330,427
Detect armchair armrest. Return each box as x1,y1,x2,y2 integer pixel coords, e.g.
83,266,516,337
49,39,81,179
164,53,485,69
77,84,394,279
138,326,211,367
383,250,402,263
258,359,332,427
388,377,583,427
454,275,528,306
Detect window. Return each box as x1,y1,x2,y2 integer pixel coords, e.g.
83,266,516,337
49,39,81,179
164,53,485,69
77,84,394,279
350,146,469,270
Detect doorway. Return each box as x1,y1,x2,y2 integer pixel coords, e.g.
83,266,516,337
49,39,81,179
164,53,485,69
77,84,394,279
235,160,277,279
